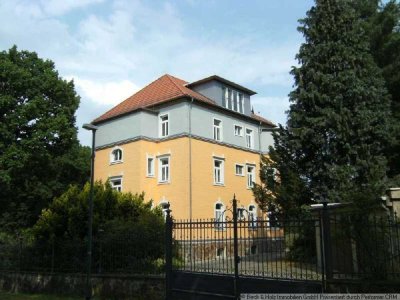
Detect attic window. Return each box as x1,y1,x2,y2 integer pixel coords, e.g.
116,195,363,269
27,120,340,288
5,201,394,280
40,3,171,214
224,87,244,114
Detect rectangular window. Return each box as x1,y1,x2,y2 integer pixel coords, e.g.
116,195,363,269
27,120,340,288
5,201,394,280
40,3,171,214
247,165,255,188
213,159,224,185
237,208,245,220
238,93,244,113
158,156,170,183
147,156,154,177
233,91,238,111
227,89,232,109
246,128,254,149
109,177,122,192
213,118,222,141
235,164,244,176
234,125,243,136
160,114,169,137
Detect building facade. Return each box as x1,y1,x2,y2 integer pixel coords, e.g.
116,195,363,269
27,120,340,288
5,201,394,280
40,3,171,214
92,74,276,220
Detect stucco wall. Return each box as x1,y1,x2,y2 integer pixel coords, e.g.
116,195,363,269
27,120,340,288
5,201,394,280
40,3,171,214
94,135,265,220
191,103,264,151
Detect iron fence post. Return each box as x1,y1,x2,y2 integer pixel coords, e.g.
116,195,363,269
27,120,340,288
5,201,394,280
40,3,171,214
321,200,333,285
165,204,173,300
233,195,240,299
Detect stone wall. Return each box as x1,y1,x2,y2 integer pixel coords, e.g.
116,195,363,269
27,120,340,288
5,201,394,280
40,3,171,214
0,271,165,299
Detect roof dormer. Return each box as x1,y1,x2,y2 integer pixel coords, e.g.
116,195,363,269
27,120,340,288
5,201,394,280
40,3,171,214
186,75,256,116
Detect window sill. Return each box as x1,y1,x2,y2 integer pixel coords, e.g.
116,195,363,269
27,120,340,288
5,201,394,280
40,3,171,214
158,181,170,185
213,183,225,187
110,161,123,165
146,175,155,178
235,174,245,177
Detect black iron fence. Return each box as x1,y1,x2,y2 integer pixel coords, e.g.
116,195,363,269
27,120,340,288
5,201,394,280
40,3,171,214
165,198,400,291
0,234,165,274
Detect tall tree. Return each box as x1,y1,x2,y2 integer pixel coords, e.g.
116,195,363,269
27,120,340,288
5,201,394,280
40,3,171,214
0,46,89,230
261,0,393,210
365,0,400,181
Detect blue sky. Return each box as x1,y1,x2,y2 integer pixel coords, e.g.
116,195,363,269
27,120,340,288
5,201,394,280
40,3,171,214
0,0,314,145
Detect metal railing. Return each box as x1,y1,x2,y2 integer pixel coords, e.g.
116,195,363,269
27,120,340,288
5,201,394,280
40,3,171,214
165,197,400,286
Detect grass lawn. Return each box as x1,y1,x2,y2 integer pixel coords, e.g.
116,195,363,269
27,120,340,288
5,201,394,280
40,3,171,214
0,291,81,300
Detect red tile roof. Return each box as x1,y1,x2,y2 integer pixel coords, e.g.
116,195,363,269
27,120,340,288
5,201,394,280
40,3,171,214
250,113,276,127
93,74,214,123
93,74,276,127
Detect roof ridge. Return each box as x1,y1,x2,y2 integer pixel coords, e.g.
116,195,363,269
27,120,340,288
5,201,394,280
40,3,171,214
165,74,188,96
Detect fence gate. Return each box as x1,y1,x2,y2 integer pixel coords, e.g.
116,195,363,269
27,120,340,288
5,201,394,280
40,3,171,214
165,197,324,299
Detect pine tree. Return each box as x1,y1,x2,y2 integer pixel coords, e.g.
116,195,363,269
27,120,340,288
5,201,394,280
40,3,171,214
260,0,393,210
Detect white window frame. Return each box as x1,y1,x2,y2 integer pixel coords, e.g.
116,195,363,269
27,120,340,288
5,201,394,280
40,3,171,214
246,164,256,188
213,158,225,185
234,124,243,137
159,200,170,219
237,207,245,220
235,164,245,176
239,93,244,113
248,204,257,230
110,147,123,164
146,155,155,177
235,91,240,112
159,113,169,137
213,118,223,141
225,88,232,110
109,176,123,192
245,128,254,149
158,155,170,183
214,202,225,230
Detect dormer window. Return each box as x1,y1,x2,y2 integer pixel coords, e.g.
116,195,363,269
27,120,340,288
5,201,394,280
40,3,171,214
224,88,232,110
224,87,244,114
110,148,123,164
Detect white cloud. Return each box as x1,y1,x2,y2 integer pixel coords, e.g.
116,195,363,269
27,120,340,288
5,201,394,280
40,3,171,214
0,0,300,144
68,76,140,106
40,0,104,16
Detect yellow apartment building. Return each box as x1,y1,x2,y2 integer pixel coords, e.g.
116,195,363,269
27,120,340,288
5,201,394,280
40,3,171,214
91,74,276,221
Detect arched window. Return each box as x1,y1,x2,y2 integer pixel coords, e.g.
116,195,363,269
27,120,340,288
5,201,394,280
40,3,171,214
214,202,225,230
248,205,257,230
110,148,123,163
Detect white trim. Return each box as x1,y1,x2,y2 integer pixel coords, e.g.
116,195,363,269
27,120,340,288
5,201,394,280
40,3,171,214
158,199,170,219
234,163,245,176
159,113,169,137
213,117,223,141
214,200,225,230
110,146,123,164
248,204,257,230
245,127,254,149
158,155,171,184
109,175,123,192
246,164,256,189
239,93,244,114
213,158,224,186
234,124,243,137
146,154,155,177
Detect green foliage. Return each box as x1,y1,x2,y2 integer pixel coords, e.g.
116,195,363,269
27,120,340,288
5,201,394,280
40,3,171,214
361,0,400,182
32,181,164,242
0,46,89,230
253,147,313,216
271,0,394,209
